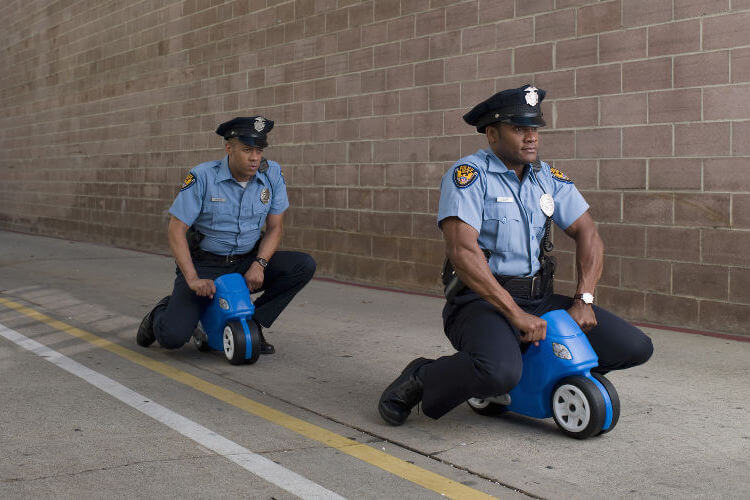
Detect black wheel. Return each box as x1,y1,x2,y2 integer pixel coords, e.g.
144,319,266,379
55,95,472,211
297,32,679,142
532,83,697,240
193,323,211,352
223,320,247,365
243,319,261,365
591,372,620,435
467,397,509,416
551,376,607,439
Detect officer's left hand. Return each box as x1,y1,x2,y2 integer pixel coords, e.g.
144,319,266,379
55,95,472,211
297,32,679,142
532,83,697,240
567,300,597,332
244,263,265,292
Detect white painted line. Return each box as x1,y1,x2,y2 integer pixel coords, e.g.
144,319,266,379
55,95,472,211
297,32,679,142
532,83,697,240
0,322,345,500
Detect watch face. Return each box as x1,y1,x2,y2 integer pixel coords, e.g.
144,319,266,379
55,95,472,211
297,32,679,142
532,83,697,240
582,293,594,304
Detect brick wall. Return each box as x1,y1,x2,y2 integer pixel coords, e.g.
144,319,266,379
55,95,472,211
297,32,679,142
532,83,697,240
1,0,749,336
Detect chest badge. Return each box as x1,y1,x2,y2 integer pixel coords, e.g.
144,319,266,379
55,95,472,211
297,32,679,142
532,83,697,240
260,188,270,204
453,164,479,189
540,193,555,217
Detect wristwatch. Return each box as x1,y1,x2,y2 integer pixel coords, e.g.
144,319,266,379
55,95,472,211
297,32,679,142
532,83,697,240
574,292,594,304
255,257,268,269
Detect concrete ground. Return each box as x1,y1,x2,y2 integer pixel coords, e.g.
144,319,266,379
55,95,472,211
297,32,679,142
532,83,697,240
0,230,748,499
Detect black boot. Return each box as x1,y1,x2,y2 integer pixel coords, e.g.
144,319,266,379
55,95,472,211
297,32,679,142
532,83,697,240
136,296,170,347
378,357,432,426
254,320,275,355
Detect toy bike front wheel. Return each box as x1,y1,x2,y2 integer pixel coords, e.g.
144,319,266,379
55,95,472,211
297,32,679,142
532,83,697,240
591,372,620,435
222,320,261,365
551,376,607,439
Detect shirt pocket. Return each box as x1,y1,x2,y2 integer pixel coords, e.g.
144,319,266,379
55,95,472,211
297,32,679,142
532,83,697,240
531,210,547,245
208,202,236,229
240,205,263,230
483,201,522,252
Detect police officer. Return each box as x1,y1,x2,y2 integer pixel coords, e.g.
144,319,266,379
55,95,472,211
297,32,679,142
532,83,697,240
378,85,653,425
137,116,316,353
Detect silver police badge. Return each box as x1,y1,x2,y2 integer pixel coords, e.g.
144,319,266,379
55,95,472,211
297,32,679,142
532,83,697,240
524,86,539,107
540,193,554,217
260,188,270,204
254,116,266,132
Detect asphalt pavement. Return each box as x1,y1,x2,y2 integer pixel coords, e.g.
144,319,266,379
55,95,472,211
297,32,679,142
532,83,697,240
0,230,748,499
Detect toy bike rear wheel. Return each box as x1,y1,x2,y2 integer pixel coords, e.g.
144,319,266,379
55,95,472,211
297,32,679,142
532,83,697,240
591,372,620,435
551,376,606,439
467,397,509,416
193,323,211,352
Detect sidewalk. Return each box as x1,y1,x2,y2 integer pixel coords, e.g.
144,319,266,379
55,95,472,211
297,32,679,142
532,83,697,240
1,230,748,498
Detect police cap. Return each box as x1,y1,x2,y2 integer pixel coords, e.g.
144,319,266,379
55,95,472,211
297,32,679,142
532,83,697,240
463,84,546,133
216,116,274,149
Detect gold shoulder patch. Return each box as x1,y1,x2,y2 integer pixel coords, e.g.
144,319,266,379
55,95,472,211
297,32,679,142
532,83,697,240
453,164,479,188
180,173,196,191
550,166,573,184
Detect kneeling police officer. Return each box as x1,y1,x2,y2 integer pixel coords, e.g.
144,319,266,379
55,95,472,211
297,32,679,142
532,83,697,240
137,116,316,353
379,85,653,425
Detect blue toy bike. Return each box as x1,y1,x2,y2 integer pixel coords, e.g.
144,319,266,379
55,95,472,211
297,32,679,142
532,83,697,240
192,273,261,365
467,309,620,439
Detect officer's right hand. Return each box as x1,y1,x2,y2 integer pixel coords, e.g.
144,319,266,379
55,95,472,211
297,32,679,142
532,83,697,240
512,311,547,346
187,278,216,299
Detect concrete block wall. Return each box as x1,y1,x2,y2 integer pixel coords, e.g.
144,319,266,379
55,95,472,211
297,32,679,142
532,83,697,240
1,0,749,335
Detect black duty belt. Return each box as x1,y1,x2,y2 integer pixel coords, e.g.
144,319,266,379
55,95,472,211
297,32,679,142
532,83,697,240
192,249,253,265
496,273,547,299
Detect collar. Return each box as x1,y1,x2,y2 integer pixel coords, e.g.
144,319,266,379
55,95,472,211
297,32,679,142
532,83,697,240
484,149,509,174
215,156,233,184
484,148,533,176
216,155,268,186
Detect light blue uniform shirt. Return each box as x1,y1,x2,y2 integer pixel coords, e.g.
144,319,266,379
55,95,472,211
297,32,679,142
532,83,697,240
169,156,289,255
438,148,589,277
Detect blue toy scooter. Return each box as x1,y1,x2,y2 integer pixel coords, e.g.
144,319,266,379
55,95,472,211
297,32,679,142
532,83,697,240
467,309,620,439
192,273,261,365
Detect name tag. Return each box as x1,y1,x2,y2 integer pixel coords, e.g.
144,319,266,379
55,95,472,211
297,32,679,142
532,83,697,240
496,196,513,203
211,197,226,202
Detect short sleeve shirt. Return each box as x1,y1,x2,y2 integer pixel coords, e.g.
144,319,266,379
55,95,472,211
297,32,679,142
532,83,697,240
437,148,589,277
169,156,289,255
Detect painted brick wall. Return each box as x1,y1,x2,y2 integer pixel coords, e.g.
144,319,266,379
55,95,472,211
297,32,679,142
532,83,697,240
1,0,749,336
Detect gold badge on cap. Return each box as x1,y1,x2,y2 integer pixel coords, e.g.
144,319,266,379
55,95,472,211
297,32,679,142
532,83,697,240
260,188,270,204
254,117,266,132
524,86,539,106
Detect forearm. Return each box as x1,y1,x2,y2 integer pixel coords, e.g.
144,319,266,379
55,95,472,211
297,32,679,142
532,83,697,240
448,240,523,320
574,228,604,294
255,223,282,261
167,218,199,282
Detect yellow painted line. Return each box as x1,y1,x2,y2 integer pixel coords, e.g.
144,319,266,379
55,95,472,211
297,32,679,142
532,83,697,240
0,297,496,500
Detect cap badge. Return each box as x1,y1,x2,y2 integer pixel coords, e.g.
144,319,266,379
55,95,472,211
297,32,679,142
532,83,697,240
254,117,266,133
453,164,479,189
540,193,555,217
260,187,271,204
524,86,539,106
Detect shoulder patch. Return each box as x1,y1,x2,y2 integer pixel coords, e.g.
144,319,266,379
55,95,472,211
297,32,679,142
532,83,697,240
550,166,573,184
453,164,479,189
180,173,196,191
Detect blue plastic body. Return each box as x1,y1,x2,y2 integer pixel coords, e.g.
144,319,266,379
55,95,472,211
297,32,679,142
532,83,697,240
506,309,613,430
199,273,256,359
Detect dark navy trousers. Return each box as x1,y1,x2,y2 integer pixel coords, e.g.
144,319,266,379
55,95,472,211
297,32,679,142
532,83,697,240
152,251,316,349
418,292,654,419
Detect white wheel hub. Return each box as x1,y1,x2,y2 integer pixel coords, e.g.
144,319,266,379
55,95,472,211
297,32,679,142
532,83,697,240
553,383,591,432
223,325,234,359
468,397,490,409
